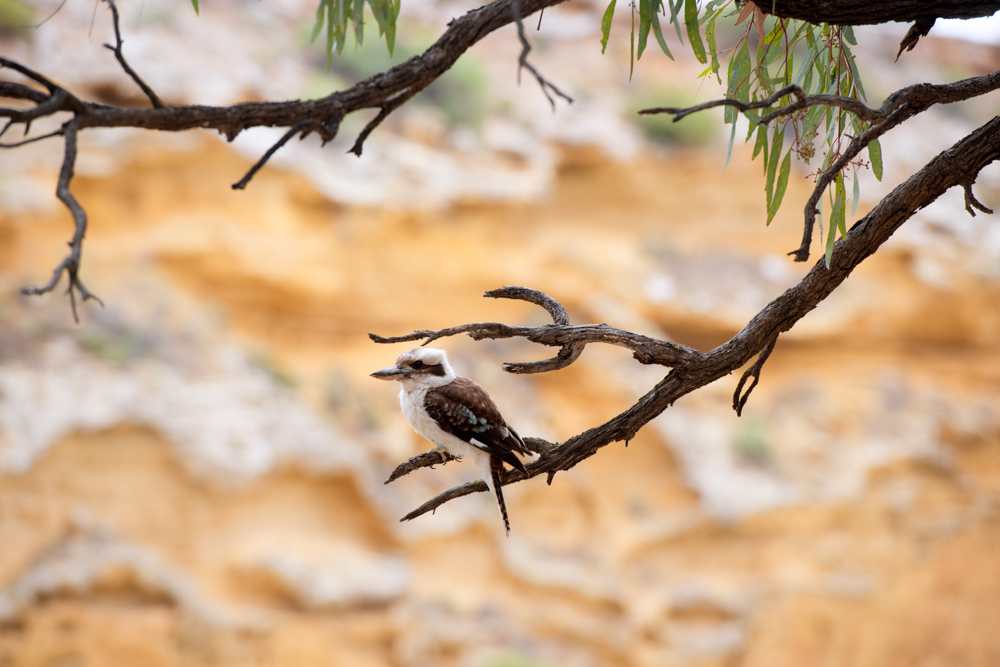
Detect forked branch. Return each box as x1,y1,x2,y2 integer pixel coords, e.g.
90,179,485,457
376,115,1000,522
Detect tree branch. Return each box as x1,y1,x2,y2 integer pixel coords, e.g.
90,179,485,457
511,0,572,109
19,120,105,322
757,0,1000,25
0,0,573,316
641,70,1000,262
102,0,166,109
377,114,1000,522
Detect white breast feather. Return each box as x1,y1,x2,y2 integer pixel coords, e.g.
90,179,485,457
398,386,492,488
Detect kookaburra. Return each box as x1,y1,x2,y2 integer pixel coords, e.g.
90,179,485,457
371,347,530,535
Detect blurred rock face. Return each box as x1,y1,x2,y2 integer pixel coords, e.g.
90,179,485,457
2,2,1000,666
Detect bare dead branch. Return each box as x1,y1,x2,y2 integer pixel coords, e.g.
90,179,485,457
232,118,339,190
370,286,703,369
963,181,994,216
102,0,166,109
0,127,64,148
383,115,1000,523
19,120,104,322
733,335,776,417
349,88,419,157
641,85,882,125
385,449,461,484
0,82,49,105
896,18,936,60
511,0,572,109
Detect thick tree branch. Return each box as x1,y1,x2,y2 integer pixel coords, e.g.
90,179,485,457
377,115,1000,521
758,0,1000,25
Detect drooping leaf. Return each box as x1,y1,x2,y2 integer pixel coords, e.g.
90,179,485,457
629,0,635,79
753,124,768,162
705,8,721,81
869,136,883,181
765,127,784,210
601,0,616,54
637,0,652,60
684,0,707,64
669,0,684,42
723,113,738,170
825,172,846,267
353,0,365,44
190,0,200,14
650,10,673,59
767,149,791,224
311,0,326,43
851,168,860,216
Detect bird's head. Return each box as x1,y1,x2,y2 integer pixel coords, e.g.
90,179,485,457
370,347,456,389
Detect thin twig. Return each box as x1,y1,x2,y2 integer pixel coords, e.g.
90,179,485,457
232,119,339,190
0,127,64,148
733,335,776,416
102,0,166,108
511,0,572,109
963,182,994,216
348,89,418,157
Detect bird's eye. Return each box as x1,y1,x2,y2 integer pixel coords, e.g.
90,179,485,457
411,360,425,370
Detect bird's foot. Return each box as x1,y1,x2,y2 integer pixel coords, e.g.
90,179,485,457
431,445,460,465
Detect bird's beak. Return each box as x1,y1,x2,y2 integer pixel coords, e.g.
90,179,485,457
370,365,406,380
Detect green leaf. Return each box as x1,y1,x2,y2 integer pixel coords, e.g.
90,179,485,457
847,51,866,100
793,46,817,86
826,172,846,267
600,0,616,54
669,0,684,42
723,113,738,170
311,0,326,43
728,40,751,103
629,1,635,79
851,168,860,216
637,0,652,60
833,172,847,237
765,127,784,211
843,25,857,45
337,0,347,54
753,125,768,162
869,137,883,181
353,0,365,44
684,0,707,64
190,0,200,14
651,10,674,59
767,149,791,224
705,9,721,81
326,0,334,65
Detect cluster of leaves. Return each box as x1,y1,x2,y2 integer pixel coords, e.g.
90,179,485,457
188,0,399,62
310,0,401,63
603,0,883,267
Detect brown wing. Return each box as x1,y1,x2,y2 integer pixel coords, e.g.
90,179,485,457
424,377,529,473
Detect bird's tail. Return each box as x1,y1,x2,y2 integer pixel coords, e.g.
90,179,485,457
490,457,511,537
